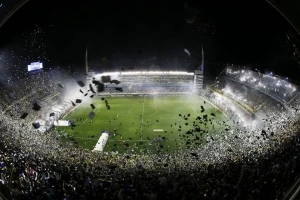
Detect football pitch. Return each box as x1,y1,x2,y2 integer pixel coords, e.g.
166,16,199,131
56,95,231,154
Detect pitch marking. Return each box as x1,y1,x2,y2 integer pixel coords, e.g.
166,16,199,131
128,106,157,117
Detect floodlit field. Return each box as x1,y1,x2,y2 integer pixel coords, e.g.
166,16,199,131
57,95,231,154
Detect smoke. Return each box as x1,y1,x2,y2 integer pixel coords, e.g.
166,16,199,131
184,48,191,57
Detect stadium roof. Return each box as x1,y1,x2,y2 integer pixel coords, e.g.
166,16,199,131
0,0,29,28
266,0,300,35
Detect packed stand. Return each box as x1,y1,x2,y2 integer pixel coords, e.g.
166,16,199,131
213,77,269,111
97,71,195,94
0,69,299,199
222,66,298,103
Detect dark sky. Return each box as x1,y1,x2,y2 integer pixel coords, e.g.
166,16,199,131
0,0,299,80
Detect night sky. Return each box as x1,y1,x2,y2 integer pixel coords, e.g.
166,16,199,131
0,0,299,80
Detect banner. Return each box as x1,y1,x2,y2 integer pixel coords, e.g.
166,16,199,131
54,120,70,126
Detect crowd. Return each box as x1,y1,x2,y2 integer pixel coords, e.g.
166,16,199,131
214,77,268,111
103,72,193,86
222,66,298,103
101,72,195,94
0,69,299,199
105,86,194,94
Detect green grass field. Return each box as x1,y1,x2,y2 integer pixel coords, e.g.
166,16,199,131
56,95,231,154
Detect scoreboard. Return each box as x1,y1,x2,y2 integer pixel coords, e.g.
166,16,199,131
28,62,43,72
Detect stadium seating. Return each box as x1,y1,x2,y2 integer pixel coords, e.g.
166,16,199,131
0,69,299,199
221,66,298,103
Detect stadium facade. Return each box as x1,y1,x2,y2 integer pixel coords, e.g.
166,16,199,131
92,70,206,95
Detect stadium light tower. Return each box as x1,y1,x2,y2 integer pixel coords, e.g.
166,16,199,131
194,44,204,94
85,47,95,91
200,44,204,71
85,47,89,75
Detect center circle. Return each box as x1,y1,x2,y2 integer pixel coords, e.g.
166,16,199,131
129,106,157,117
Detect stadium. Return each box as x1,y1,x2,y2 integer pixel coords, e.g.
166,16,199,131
0,0,300,199
1,56,300,199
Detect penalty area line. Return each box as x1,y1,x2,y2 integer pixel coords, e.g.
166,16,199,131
82,106,101,124
188,105,199,116
199,96,230,119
